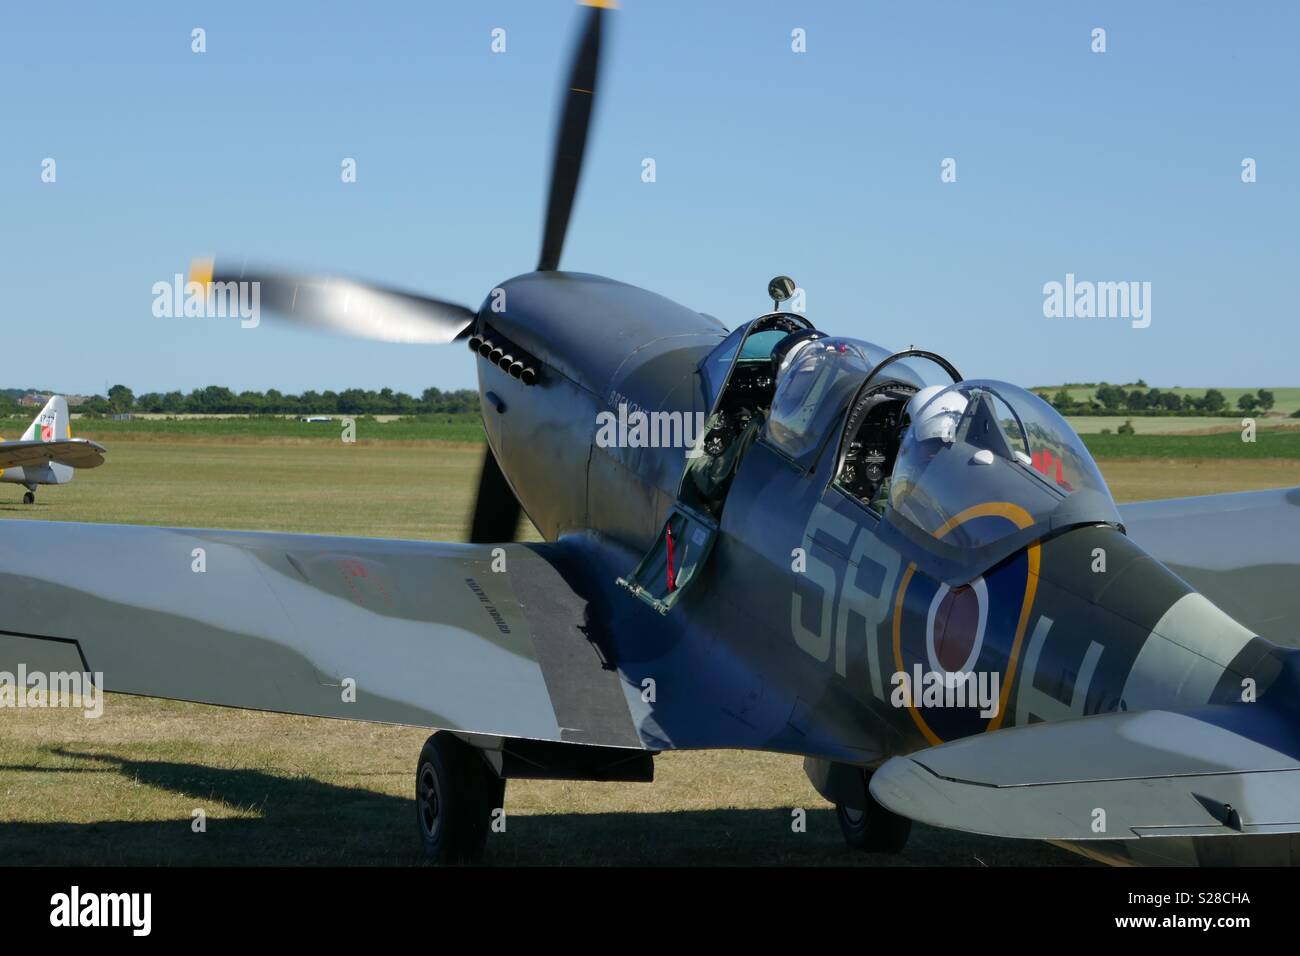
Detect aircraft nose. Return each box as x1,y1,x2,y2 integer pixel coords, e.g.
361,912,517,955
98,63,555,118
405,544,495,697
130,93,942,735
1028,523,1279,717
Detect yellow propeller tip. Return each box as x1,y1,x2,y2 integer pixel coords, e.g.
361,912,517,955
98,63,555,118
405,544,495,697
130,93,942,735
580,0,619,9
188,257,214,288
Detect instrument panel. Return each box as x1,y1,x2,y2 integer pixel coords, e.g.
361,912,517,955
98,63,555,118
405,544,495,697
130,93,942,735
837,382,917,505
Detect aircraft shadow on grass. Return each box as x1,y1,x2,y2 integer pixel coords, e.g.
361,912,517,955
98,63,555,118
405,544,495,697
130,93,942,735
0,747,1086,866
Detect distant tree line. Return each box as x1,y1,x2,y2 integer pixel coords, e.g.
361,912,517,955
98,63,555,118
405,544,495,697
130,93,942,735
0,386,480,417
1035,383,1278,416
1,381,1288,419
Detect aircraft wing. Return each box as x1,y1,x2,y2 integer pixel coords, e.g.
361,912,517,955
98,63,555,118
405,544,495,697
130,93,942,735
0,438,107,470
0,521,643,749
1120,487,1300,643
869,707,1300,842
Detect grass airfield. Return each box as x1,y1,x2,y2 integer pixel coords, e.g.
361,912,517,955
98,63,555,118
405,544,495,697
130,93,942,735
0,429,1295,866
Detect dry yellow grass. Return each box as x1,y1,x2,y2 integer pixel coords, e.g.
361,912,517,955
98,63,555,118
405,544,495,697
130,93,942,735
0,696,1075,866
1099,459,1298,502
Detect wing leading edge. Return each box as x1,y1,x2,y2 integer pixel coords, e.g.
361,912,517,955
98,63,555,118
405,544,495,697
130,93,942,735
869,705,1300,842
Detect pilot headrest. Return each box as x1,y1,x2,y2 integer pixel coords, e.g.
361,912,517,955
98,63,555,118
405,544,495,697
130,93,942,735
771,328,825,378
906,385,968,444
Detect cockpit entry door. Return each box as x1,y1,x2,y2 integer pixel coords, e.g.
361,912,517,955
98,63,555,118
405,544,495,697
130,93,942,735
616,502,718,614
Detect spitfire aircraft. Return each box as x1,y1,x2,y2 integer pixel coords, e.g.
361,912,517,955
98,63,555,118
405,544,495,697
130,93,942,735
0,395,107,504
3,3,1299,866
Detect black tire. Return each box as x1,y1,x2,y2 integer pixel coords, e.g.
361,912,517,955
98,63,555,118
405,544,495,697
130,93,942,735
415,731,505,864
836,774,912,854
22,492,34,505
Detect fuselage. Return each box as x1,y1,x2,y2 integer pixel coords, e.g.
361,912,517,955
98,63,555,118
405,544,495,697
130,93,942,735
477,271,1285,865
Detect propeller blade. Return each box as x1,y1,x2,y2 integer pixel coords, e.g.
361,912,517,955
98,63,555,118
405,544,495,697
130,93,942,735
190,259,476,344
536,1,611,272
468,447,524,544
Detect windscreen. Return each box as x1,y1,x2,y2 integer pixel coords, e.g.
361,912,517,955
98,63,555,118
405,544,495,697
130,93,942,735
698,315,812,413
698,324,745,411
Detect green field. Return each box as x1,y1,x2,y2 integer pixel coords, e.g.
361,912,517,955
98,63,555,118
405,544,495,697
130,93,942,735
1083,427,1300,459
1,413,485,444
6,412,1299,462
0,432,1295,866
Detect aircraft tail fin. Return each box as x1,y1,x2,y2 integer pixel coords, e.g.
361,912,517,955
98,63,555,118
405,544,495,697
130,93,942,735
20,395,71,442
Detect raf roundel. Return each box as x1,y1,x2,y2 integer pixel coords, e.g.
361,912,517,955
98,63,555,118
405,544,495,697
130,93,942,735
926,578,989,679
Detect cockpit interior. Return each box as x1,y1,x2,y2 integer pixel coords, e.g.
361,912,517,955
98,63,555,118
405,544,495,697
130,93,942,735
682,312,816,515
703,316,809,441
833,377,920,510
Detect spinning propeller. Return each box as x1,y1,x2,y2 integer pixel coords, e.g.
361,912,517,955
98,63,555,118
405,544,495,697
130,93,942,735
190,1,615,544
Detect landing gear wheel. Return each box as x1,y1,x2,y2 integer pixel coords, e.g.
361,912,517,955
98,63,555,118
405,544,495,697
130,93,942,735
415,731,505,864
22,492,34,505
837,772,911,853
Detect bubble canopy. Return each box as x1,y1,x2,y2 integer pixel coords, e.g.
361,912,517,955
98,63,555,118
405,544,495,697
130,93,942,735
698,328,1122,580
766,338,956,466
886,380,1121,569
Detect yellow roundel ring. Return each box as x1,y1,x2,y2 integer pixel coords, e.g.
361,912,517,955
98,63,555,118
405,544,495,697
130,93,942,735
891,502,1040,746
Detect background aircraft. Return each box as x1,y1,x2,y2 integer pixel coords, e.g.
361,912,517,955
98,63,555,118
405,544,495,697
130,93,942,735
1,3,1297,867
0,395,107,504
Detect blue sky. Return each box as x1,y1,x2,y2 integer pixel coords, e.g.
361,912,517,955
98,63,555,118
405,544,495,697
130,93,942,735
2,0,1296,396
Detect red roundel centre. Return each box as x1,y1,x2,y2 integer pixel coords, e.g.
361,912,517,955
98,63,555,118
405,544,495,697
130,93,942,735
933,585,980,672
